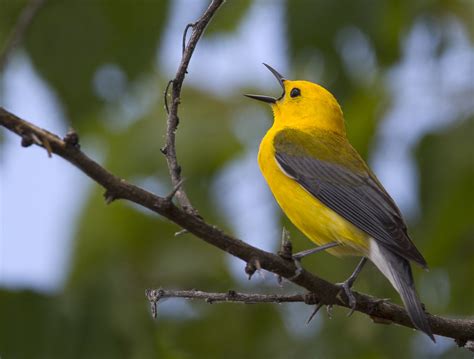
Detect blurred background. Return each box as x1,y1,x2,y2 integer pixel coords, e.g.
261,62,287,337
0,0,473,358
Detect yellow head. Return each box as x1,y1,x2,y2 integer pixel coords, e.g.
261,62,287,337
245,64,346,135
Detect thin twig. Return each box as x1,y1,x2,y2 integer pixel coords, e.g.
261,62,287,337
145,288,327,327
163,0,224,216
146,289,305,305
0,0,47,72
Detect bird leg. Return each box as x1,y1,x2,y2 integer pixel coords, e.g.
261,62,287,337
278,229,340,279
337,257,367,316
286,242,340,280
293,242,340,260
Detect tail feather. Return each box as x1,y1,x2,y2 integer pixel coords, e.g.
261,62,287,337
369,239,435,342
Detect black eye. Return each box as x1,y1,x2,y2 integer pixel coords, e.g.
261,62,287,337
290,88,301,98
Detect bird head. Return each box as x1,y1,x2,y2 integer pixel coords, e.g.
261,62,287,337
245,64,346,135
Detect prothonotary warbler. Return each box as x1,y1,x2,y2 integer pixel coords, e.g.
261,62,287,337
245,64,434,341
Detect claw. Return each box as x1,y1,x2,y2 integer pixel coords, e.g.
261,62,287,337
335,257,368,316
337,280,357,316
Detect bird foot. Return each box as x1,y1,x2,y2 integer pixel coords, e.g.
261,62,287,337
335,257,367,316
336,279,357,316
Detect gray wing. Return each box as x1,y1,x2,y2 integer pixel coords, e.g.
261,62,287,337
274,141,428,268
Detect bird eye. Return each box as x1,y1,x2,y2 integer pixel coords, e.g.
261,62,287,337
290,88,301,98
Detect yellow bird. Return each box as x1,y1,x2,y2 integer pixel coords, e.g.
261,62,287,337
245,64,434,341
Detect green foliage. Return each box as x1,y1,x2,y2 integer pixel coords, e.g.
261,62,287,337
0,0,28,46
1,0,473,358
25,0,169,131
205,0,252,35
415,118,474,314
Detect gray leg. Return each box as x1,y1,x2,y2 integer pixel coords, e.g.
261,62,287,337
287,242,340,281
293,242,340,260
338,257,368,316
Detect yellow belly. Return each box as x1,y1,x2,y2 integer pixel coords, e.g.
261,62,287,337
258,129,369,257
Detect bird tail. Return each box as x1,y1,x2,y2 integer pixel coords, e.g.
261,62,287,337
369,239,435,342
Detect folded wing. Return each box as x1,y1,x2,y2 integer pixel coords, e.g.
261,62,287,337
273,129,427,268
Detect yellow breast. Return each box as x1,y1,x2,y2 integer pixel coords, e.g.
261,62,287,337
258,127,370,257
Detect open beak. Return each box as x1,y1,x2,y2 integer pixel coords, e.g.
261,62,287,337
244,63,286,104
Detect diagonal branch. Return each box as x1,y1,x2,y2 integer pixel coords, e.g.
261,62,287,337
1,106,474,347
0,0,47,72
162,0,224,216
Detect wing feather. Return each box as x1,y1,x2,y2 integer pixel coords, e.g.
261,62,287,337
274,129,427,267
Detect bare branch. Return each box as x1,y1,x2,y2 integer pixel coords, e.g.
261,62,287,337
163,0,224,216
0,0,47,72
146,288,305,306
1,107,474,346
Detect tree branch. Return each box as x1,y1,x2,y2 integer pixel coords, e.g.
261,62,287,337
1,0,473,349
1,107,473,346
147,289,306,307
145,289,307,321
162,0,224,216
0,0,47,72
